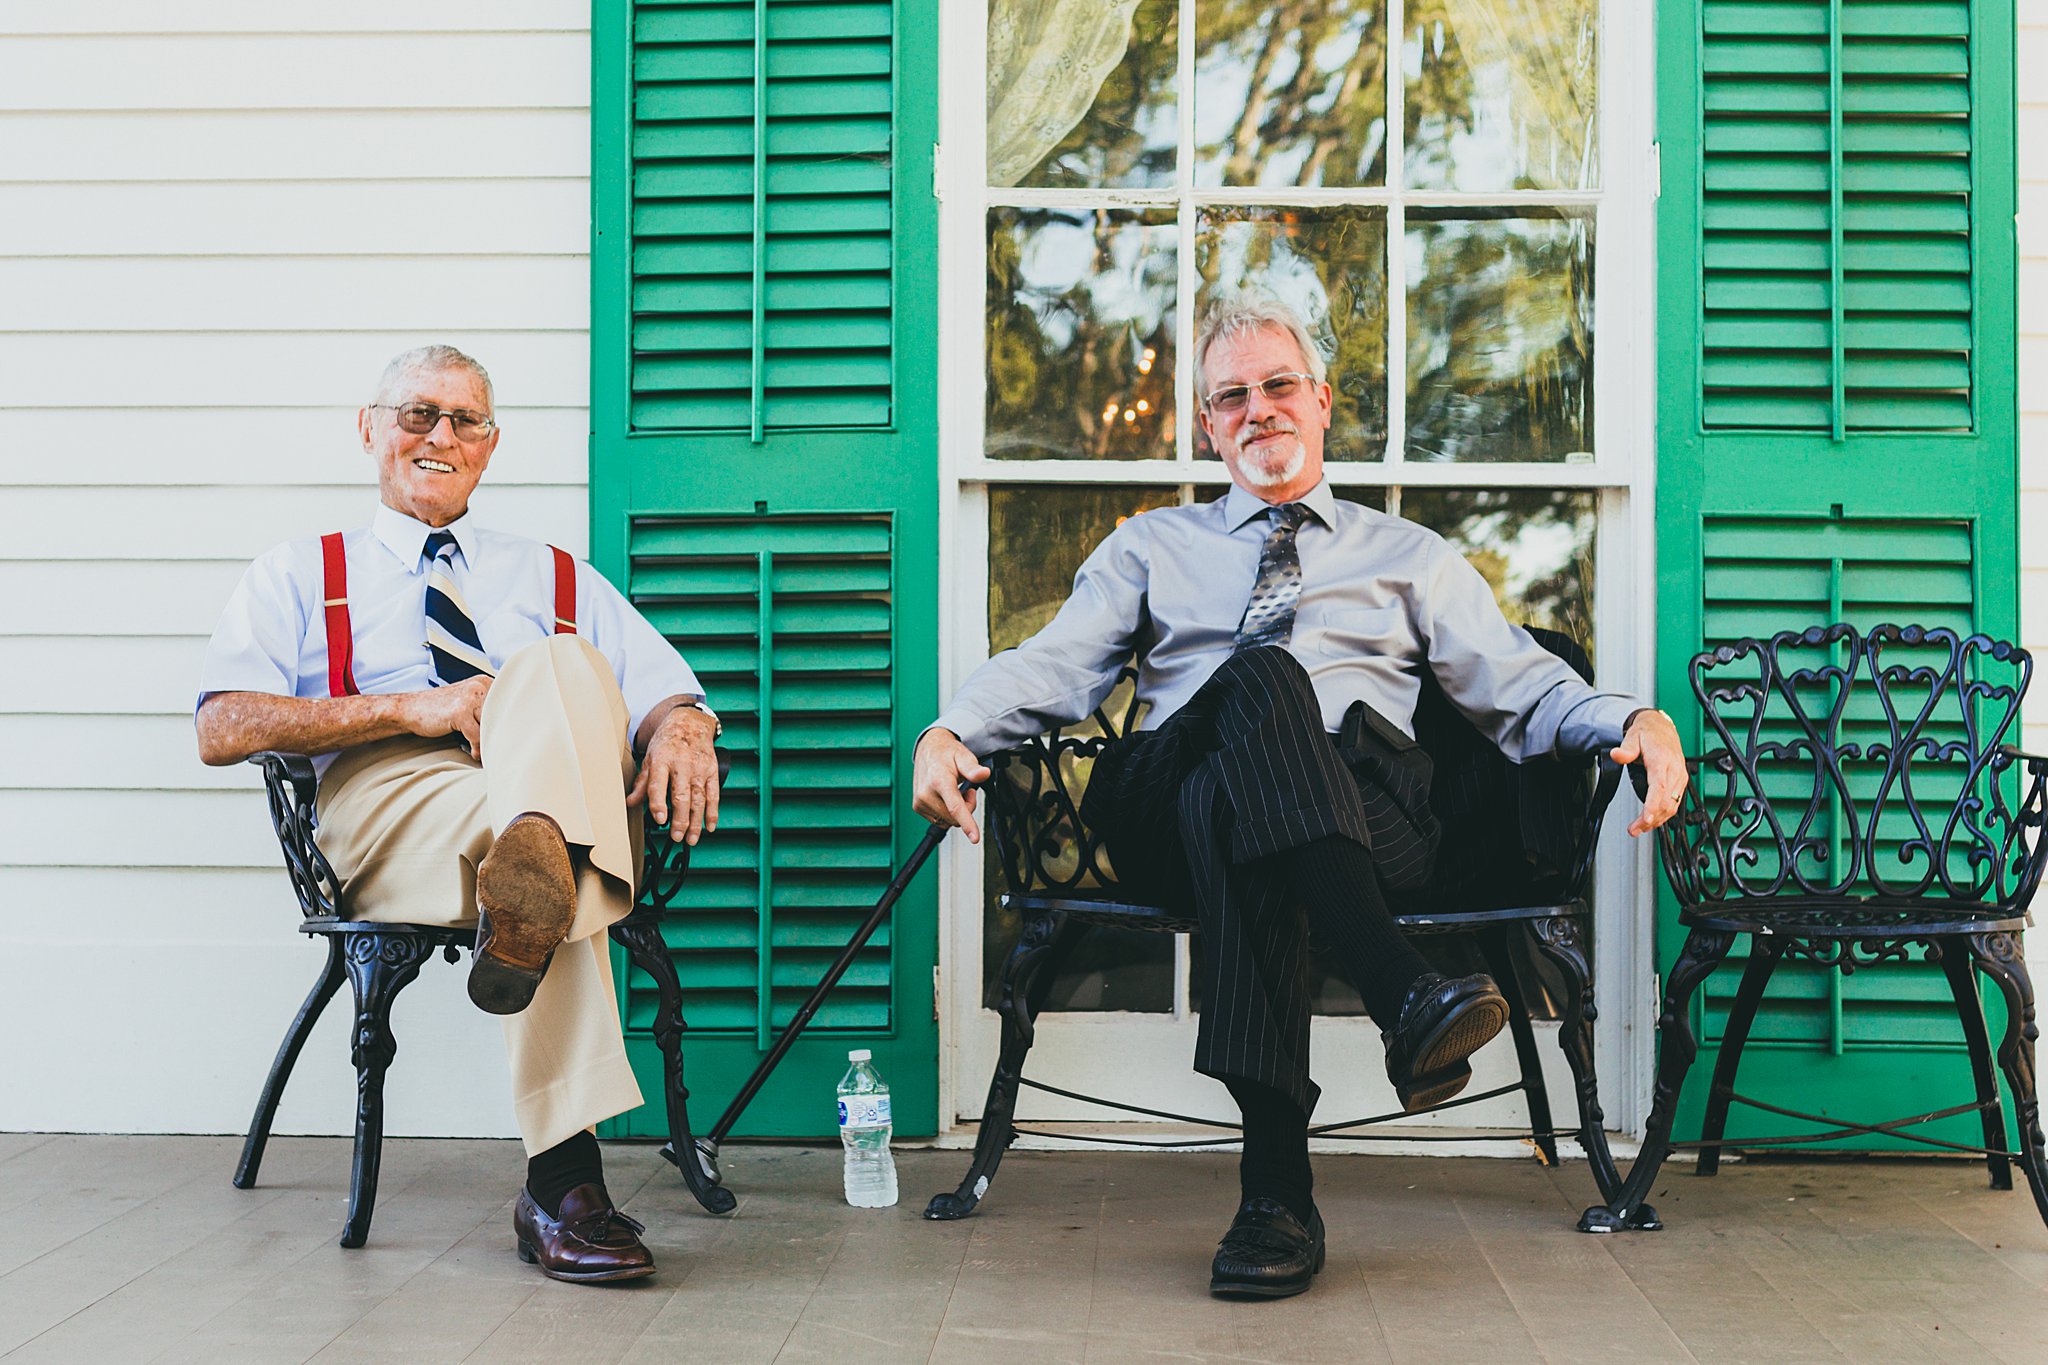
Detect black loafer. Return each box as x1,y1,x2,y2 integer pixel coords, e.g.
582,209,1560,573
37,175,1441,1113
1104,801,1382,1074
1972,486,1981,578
1209,1197,1325,1299
1384,971,1509,1112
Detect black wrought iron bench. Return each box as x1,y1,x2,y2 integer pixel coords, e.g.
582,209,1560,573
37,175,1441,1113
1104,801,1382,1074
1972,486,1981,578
925,630,1638,1221
1585,623,2048,1235
234,751,734,1247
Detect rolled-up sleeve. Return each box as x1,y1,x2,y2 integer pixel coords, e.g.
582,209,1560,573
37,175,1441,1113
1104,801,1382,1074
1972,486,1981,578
1420,538,1638,761
197,545,311,709
932,526,1148,758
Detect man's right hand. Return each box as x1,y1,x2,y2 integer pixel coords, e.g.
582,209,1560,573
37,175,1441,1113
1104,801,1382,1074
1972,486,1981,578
403,675,493,759
912,727,991,843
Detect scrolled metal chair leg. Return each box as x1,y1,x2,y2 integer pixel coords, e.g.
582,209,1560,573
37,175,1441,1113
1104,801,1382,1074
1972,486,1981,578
1580,926,1734,1234
1529,913,1623,1203
339,931,435,1249
1696,939,1781,1178
236,933,347,1191
925,912,1069,1221
1476,924,1555,1166
1970,931,2048,1230
609,913,737,1216
1940,939,2013,1191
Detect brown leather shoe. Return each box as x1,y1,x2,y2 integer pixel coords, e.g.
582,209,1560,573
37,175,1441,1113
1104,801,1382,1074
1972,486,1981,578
471,813,576,1015
514,1183,656,1283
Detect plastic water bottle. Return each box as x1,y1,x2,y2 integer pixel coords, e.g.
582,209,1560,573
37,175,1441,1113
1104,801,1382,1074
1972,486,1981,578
837,1047,898,1208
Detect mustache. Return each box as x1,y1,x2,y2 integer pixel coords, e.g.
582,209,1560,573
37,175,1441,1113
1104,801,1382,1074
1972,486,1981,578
1242,418,1299,442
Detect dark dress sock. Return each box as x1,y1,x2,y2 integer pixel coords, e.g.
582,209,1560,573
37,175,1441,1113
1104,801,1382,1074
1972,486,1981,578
1283,834,1433,1025
527,1128,604,1218
1225,1076,1314,1223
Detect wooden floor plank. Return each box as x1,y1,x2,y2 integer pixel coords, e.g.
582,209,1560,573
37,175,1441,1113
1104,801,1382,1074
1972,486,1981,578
4,1137,2048,1363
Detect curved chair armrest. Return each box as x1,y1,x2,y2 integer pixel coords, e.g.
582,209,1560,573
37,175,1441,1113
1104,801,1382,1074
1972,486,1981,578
247,751,343,918
2000,744,2048,771
639,749,734,915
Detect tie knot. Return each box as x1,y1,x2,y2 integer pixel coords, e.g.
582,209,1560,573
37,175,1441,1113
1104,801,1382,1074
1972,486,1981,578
424,530,457,563
1272,502,1309,529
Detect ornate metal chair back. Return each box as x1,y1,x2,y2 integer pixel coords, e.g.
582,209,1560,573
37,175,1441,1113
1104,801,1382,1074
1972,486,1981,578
1665,622,2047,912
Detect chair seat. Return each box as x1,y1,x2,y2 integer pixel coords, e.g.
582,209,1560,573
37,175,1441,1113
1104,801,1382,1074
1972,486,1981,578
1680,900,2028,938
1005,892,1585,936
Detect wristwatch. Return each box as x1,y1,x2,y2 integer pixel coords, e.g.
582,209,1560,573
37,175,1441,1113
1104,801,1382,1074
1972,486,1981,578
674,693,722,739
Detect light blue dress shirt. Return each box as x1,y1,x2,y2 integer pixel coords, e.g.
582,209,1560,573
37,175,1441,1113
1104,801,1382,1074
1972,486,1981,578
198,504,704,776
933,480,1638,762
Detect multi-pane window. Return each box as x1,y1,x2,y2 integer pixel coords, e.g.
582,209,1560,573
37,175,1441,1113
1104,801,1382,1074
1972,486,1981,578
970,0,1614,1014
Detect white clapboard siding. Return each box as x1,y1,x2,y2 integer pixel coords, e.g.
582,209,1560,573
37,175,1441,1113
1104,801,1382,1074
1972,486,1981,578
0,257,589,331
0,333,588,408
2025,11,2048,754
0,409,588,487
0,181,588,256
0,6,590,1140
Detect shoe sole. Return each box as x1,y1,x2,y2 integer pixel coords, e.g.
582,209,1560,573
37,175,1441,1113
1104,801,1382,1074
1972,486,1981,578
518,1239,656,1283
1410,993,1509,1078
1209,1240,1325,1298
1397,1062,1474,1113
472,818,577,1016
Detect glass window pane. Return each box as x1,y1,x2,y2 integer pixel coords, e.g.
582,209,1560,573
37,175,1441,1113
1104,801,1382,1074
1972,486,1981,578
988,208,1178,461
1401,487,1598,648
1406,209,1593,464
1194,0,1388,188
990,0,1178,189
985,484,1182,1012
1404,0,1599,192
1196,205,1388,462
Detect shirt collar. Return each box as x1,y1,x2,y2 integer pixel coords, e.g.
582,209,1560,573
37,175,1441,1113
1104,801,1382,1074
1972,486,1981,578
372,503,480,573
1221,478,1336,533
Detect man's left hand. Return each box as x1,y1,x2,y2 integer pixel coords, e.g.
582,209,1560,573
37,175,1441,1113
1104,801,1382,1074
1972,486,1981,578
1610,710,1688,838
628,705,721,845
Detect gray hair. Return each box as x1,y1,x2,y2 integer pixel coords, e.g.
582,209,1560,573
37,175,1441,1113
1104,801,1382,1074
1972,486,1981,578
371,344,495,412
1193,292,1329,396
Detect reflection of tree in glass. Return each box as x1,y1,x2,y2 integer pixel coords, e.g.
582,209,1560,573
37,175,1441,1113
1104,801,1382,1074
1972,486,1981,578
1193,0,1388,187
1405,488,1596,653
987,208,1178,460
1196,206,1388,460
1022,0,1179,189
1405,0,1598,192
1405,211,1592,463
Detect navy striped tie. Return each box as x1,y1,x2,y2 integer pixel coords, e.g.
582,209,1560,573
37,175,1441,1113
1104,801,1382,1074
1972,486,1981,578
423,530,493,685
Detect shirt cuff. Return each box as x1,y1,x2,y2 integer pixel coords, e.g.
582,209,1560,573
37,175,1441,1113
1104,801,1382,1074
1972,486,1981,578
1560,694,1642,757
925,710,990,759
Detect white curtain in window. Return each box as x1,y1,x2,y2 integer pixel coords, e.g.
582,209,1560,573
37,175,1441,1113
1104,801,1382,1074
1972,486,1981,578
986,0,1142,187
1437,0,1597,187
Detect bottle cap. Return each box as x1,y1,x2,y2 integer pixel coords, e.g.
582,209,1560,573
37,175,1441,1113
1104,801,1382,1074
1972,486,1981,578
848,1048,872,1062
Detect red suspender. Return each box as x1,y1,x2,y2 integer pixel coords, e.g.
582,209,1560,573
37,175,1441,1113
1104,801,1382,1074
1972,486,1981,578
320,532,361,697
551,545,577,635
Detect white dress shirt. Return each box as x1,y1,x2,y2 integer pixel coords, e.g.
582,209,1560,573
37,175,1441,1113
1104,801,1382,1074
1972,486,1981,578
934,479,1638,761
198,504,705,775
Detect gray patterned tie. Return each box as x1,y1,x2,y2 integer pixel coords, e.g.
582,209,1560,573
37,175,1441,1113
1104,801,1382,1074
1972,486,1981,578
1232,502,1311,653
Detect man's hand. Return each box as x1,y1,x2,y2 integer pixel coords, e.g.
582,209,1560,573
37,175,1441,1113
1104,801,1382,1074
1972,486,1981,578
1610,709,1688,838
912,727,992,843
628,705,720,845
402,676,493,759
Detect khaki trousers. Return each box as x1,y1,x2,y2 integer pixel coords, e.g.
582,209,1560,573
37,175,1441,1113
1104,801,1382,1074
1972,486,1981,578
316,636,648,1154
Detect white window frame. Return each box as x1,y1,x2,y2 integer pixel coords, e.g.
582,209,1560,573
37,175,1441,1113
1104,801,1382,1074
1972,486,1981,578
933,0,1660,1143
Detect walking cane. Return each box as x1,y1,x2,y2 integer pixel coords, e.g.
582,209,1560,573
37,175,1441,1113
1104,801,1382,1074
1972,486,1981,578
661,815,957,1193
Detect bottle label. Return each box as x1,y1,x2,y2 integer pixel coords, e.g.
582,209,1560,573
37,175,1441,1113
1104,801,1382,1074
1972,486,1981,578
838,1095,891,1128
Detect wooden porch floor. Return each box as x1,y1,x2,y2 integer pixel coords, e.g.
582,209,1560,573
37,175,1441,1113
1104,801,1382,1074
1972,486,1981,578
3,1134,2046,1362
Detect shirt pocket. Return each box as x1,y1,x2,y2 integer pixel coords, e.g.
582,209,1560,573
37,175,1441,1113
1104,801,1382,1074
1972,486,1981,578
1311,605,1409,659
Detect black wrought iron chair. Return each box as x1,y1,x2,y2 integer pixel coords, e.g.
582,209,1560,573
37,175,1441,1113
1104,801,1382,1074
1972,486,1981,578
926,630,1635,1221
1585,623,2048,1235
233,751,735,1248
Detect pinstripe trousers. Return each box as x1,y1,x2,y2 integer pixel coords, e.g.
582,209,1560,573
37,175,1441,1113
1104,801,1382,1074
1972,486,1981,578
1083,646,1438,1114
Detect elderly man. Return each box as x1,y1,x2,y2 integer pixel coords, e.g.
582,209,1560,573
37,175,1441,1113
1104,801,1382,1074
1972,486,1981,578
196,345,720,1284
914,295,1688,1299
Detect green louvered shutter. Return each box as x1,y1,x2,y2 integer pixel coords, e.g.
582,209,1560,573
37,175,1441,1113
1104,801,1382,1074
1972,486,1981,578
625,513,896,1043
1657,0,2015,1149
630,0,894,435
592,0,940,1137
1701,0,1975,434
